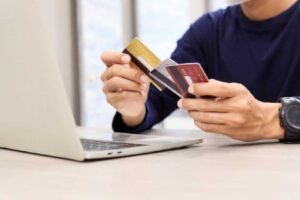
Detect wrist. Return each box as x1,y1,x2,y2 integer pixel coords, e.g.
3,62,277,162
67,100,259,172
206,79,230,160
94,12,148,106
261,103,284,140
121,106,146,128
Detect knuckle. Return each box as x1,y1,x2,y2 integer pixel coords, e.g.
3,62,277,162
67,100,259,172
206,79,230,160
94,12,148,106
233,116,246,126
239,117,247,125
110,64,118,73
105,93,115,105
106,96,113,105
134,83,142,91
133,70,142,81
100,72,106,82
181,99,190,110
194,121,201,129
114,102,122,111
230,82,239,89
198,112,206,122
120,91,129,99
194,121,202,129
218,83,227,91
102,81,111,93
103,78,117,93
234,83,248,94
209,79,217,84
193,84,201,94
197,122,210,132
234,83,244,89
102,84,107,93
181,99,186,108
110,76,119,84
188,111,195,118
100,52,106,62
238,98,251,112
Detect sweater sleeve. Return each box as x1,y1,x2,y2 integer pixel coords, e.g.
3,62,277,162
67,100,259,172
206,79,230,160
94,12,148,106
112,14,211,133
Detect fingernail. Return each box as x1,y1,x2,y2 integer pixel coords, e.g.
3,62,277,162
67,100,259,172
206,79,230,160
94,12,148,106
140,83,148,91
140,75,149,83
121,55,131,63
177,99,182,108
188,86,195,94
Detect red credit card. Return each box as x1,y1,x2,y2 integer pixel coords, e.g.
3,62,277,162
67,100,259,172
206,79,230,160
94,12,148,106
166,63,208,98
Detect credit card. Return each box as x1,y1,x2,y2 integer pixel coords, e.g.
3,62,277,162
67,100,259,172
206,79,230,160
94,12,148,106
149,59,182,97
166,63,209,98
123,38,165,91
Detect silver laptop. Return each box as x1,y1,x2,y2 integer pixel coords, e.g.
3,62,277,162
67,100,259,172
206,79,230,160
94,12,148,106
0,0,202,161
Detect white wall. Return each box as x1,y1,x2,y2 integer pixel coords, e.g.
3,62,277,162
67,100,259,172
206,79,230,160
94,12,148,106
37,0,80,124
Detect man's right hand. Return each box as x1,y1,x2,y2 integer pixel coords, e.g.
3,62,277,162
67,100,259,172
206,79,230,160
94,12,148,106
100,51,150,127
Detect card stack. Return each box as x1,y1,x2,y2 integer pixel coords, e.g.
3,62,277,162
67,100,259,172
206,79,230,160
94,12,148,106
123,38,209,98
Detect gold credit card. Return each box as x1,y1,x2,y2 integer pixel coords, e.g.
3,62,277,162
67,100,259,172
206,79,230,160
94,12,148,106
123,38,165,91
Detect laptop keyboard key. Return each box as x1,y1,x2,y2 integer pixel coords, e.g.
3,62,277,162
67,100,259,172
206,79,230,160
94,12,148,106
80,139,146,151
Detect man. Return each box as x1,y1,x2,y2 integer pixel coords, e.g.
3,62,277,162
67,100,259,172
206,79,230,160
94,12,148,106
100,0,300,142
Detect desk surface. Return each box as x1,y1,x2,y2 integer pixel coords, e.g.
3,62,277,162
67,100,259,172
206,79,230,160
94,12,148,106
1,129,300,200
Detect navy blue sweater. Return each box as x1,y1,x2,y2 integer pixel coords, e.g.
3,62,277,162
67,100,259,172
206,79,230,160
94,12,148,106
112,2,300,133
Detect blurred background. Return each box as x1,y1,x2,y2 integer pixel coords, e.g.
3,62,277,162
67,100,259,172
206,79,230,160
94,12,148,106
40,0,229,130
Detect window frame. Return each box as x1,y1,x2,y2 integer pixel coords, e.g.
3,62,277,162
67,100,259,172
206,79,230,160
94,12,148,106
75,0,211,127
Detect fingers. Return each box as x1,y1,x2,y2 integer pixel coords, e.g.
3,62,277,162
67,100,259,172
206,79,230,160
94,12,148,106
101,64,148,84
106,91,144,107
188,111,227,125
103,76,144,93
100,51,131,67
178,98,229,112
189,79,247,98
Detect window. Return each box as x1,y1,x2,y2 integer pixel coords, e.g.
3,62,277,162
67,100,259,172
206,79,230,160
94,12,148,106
78,0,122,128
209,0,228,11
77,0,229,129
137,0,190,59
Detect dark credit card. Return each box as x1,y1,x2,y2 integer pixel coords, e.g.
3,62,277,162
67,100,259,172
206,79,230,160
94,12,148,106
166,63,209,98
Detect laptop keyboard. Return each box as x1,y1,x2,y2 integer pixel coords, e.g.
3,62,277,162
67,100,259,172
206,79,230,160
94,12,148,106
80,138,146,151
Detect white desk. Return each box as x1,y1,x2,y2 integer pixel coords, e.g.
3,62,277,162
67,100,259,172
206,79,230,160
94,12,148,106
1,129,300,200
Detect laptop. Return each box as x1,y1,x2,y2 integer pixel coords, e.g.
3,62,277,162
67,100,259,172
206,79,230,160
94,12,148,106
0,0,202,161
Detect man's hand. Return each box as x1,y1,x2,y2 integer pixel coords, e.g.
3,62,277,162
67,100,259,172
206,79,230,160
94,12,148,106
100,51,149,127
178,79,284,142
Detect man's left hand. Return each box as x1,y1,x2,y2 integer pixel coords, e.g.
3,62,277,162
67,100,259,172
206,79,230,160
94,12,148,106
178,79,284,142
